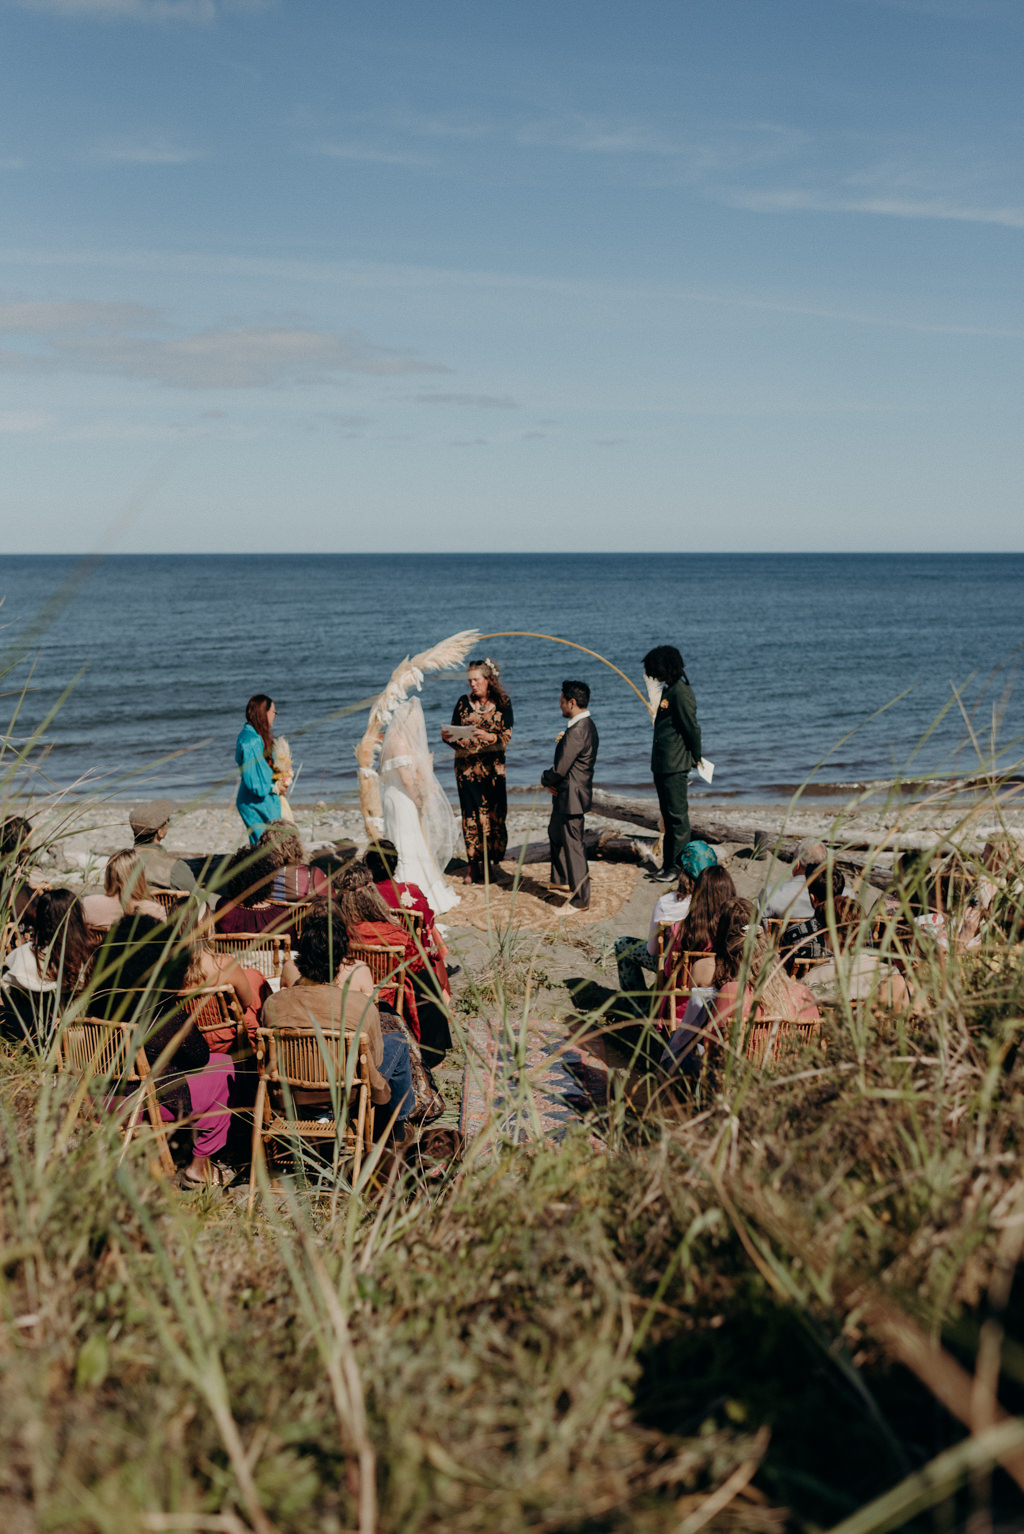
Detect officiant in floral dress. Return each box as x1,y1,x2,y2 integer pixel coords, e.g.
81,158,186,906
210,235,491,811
442,658,514,884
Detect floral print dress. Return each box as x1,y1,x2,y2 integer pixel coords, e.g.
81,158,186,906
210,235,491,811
447,694,514,873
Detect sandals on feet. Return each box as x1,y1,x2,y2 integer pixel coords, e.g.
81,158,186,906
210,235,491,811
178,1161,233,1190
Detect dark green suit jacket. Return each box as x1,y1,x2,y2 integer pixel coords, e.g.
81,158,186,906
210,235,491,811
650,678,701,776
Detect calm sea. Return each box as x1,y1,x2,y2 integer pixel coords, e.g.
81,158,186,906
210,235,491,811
1,553,1021,807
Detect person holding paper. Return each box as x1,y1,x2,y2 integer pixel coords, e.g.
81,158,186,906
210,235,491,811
643,645,703,883
442,658,514,883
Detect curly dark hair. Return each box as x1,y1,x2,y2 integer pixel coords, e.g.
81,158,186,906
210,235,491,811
1,816,32,865
256,821,305,868
643,645,688,686
296,905,350,983
219,846,279,907
364,841,399,883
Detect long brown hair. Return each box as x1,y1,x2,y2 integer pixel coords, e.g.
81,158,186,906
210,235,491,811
466,658,510,711
337,861,392,928
32,889,94,994
245,693,275,764
678,865,736,954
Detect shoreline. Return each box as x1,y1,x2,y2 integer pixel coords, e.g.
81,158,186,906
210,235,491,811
8,781,1023,892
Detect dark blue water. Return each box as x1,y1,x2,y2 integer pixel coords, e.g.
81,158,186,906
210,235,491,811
1,553,1021,804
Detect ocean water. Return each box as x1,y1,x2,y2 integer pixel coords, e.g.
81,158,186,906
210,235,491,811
0,553,1021,806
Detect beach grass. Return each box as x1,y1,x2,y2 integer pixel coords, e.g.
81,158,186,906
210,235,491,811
4,703,1024,1528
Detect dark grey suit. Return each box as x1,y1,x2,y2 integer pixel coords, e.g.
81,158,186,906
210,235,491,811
541,714,598,907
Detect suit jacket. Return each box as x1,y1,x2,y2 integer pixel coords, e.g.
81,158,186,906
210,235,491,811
650,677,701,776
541,715,598,814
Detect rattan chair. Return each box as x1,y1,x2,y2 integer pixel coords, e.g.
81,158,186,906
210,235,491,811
248,1023,374,1210
743,1013,823,1069
180,985,246,1052
151,888,191,915
349,941,407,1022
210,932,291,978
386,906,426,946
267,899,314,938
655,919,679,980
56,1015,176,1176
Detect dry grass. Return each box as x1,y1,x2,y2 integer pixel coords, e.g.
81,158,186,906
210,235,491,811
5,674,1024,1529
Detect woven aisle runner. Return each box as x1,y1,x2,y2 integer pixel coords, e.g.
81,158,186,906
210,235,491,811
445,860,641,933
460,1012,610,1149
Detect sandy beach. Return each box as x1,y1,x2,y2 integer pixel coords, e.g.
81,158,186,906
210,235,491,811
12,781,1024,904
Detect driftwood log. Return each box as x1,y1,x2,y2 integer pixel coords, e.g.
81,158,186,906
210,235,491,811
586,788,905,891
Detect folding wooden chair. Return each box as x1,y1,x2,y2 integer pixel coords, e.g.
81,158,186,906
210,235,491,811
349,941,407,1022
248,1023,374,1210
211,932,291,979
56,1015,176,1176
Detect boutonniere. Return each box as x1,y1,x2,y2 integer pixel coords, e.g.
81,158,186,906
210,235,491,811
556,730,565,742
658,699,669,711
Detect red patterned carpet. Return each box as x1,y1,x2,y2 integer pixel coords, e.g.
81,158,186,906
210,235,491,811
460,1011,611,1148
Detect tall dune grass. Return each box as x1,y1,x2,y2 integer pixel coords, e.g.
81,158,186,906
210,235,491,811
3,667,1024,1530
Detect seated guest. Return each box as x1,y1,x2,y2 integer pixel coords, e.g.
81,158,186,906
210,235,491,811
711,900,820,1032
81,849,166,930
90,914,235,1187
128,799,199,895
757,838,827,925
803,873,909,1010
214,847,296,939
336,862,452,1067
255,822,330,903
614,840,716,1007
1,815,48,928
262,907,413,1144
659,863,738,1000
365,840,452,998
668,897,822,1074
1,888,94,1040
180,933,281,1051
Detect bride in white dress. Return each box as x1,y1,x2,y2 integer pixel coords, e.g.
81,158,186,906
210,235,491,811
378,698,460,915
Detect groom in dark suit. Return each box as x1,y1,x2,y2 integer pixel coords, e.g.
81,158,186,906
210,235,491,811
541,679,599,912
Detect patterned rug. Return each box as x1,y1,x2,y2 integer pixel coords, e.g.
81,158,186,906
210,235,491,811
460,1011,611,1149
446,860,641,933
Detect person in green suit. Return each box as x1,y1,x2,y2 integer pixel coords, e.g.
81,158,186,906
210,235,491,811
644,645,702,883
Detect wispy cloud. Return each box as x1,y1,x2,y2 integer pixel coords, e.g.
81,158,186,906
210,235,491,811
408,391,518,409
13,0,218,20
516,113,805,178
727,187,1024,229
0,300,446,388
0,410,52,433
310,141,430,168
86,136,203,165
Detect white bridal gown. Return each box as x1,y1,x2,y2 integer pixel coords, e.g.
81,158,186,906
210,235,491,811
377,697,460,916
379,762,460,914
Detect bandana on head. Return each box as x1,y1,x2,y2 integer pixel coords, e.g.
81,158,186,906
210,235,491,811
677,840,717,878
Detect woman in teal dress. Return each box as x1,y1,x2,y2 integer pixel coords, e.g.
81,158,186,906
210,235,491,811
235,694,281,844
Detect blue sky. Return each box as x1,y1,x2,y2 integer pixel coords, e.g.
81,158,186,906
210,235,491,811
1,0,1021,552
